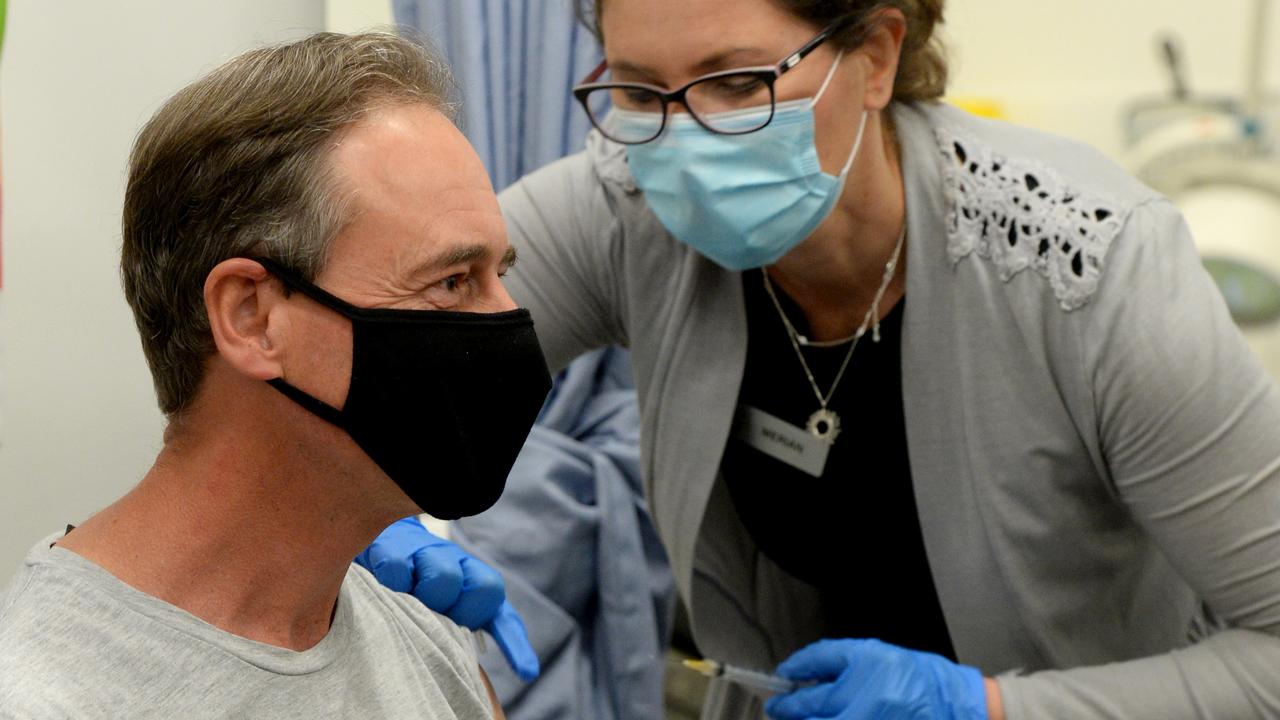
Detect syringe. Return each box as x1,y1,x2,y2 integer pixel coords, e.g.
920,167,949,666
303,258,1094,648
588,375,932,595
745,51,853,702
682,658,798,695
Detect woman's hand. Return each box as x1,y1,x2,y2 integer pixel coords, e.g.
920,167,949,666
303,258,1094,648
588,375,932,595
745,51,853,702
766,638,998,720
355,516,541,681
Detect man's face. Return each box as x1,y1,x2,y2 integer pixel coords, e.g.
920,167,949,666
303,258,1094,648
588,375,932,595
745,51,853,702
280,102,517,412
320,102,516,314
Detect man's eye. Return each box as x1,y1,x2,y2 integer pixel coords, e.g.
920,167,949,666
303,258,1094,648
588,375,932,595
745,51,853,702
440,275,462,292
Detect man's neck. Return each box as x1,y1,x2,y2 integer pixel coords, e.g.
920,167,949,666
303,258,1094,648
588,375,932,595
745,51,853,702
57,409,403,651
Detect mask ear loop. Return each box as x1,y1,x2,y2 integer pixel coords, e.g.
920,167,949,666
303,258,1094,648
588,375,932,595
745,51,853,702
808,49,846,109
805,50,867,178
837,111,870,177
267,378,347,427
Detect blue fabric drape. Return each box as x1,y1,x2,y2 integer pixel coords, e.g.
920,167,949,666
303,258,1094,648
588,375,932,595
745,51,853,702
454,348,674,720
393,0,603,191
392,8,664,719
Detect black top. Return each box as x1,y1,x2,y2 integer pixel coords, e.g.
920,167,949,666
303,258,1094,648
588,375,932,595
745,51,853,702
720,269,956,660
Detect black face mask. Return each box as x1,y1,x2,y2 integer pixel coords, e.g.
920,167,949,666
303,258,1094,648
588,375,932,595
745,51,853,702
252,256,552,520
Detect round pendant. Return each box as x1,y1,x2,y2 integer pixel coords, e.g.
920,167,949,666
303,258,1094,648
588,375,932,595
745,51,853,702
806,408,841,444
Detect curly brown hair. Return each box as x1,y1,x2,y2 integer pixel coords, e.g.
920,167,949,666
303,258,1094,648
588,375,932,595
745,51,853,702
576,0,948,103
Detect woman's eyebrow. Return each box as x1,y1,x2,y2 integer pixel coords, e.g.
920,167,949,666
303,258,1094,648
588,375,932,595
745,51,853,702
610,47,773,82
689,47,773,74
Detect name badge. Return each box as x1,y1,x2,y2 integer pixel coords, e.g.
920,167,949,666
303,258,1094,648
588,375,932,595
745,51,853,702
732,405,830,478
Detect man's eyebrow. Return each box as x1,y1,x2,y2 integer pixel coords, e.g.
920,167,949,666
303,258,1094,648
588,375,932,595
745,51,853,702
411,244,518,277
436,244,488,269
501,246,518,268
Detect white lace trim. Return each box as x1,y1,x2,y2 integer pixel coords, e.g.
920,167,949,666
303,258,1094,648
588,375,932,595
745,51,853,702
937,129,1125,311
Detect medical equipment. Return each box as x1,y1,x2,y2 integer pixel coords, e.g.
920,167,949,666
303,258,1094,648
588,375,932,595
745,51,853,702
1125,0,1280,377
682,658,798,695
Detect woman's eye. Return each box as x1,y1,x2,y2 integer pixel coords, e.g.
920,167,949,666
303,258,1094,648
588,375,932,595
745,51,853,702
710,76,764,97
618,89,661,109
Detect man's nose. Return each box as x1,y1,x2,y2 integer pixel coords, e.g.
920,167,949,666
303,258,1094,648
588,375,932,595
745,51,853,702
489,277,519,312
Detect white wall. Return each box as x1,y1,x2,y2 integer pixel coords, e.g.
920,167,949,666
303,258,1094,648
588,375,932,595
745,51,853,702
326,0,393,34
945,0,1278,157
0,1,326,575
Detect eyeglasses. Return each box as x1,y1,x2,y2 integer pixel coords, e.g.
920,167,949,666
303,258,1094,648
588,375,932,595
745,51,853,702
573,19,854,145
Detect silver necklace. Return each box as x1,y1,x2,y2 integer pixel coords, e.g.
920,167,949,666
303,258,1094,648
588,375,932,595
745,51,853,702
761,225,906,444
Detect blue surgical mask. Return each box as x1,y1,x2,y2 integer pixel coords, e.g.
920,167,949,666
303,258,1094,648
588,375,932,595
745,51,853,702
617,54,867,271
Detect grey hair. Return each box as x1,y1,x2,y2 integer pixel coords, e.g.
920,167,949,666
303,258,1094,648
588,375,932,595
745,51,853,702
121,30,458,417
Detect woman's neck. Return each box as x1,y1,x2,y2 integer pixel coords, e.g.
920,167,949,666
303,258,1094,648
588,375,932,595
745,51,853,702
765,114,906,343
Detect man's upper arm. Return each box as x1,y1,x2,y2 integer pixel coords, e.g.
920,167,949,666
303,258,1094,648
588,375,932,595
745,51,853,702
478,667,506,720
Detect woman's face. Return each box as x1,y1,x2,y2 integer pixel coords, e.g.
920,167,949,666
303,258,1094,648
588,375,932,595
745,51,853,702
598,0,873,175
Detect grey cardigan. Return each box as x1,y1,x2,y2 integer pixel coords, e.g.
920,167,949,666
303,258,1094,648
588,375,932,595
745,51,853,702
498,101,1280,718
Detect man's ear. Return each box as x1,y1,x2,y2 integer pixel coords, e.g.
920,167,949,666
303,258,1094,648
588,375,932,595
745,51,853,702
204,258,286,382
857,8,907,112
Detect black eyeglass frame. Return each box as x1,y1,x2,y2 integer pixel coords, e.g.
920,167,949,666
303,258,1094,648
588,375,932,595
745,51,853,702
572,18,857,145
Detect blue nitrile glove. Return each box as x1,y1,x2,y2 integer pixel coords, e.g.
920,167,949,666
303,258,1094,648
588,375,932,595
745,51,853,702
765,639,987,720
356,517,541,682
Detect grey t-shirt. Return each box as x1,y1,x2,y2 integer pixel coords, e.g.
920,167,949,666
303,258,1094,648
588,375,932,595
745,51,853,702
0,533,494,719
